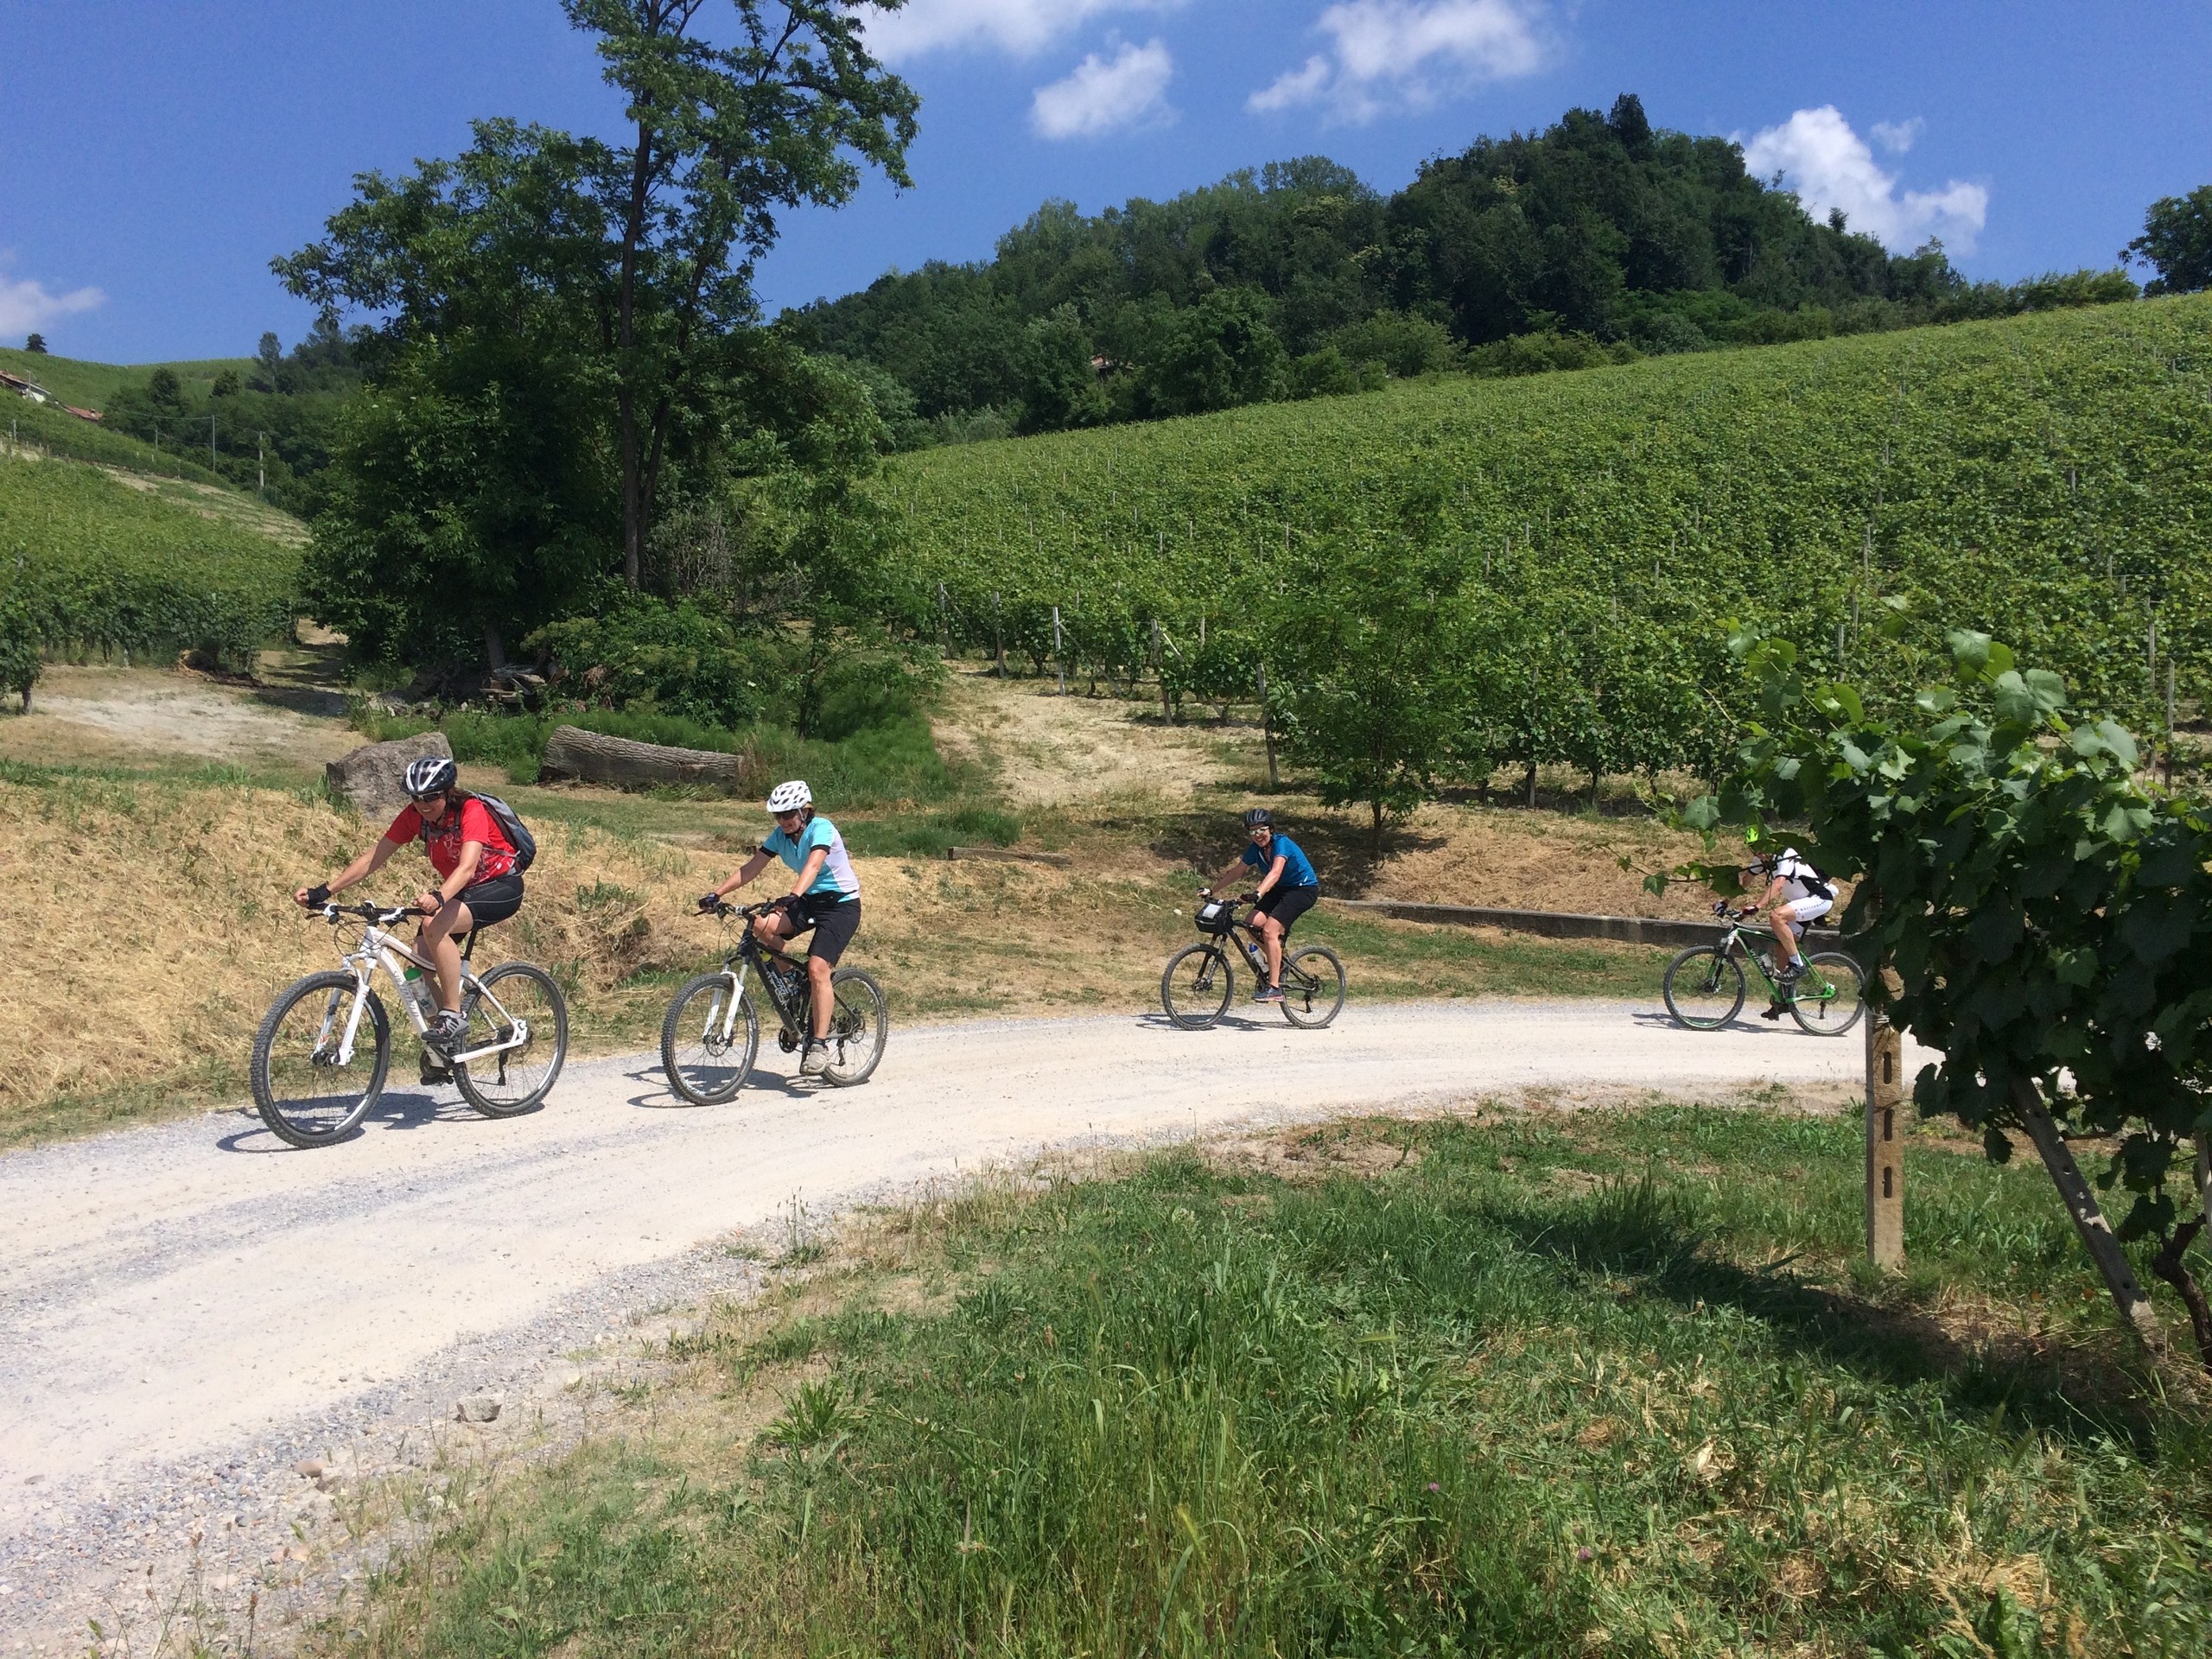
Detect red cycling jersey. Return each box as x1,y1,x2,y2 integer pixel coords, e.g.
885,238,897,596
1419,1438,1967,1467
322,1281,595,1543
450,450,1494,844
385,798,518,883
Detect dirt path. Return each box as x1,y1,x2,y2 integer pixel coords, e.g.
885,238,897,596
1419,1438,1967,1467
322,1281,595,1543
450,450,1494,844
932,665,1249,806
0,1001,1913,1649
1,664,358,773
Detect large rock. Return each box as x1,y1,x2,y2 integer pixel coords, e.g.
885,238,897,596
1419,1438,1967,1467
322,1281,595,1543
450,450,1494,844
327,732,454,820
539,724,752,793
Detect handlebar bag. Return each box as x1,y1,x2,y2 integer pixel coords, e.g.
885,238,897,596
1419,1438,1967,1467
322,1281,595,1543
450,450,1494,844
1196,899,1236,933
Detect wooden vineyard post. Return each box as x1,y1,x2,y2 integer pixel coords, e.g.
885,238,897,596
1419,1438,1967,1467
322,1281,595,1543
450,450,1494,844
1256,665,1279,786
1153,618,1170,721
1864,965,1904,1269
1052,606,1065,696
2011,1077,2165,1351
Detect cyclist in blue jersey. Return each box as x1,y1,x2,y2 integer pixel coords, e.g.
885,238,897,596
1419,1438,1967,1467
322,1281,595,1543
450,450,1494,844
699,779,861,1075
1201,807,1320,1003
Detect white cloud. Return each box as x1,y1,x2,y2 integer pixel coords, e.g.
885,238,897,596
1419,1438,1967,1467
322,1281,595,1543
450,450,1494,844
1249,0,1550,124
1032,38,1175,139
1743,106,1987,254
0,270,103,344
1869,117,1923,156
862,0,1178,63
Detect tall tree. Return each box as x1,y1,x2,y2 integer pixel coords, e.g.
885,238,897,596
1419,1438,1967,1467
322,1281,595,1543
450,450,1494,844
280,1,917,591
2126,184,2212,295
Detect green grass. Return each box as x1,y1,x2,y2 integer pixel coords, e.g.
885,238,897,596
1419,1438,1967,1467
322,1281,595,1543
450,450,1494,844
340,1102,2212,1656
358,706,961,808
0,346,254,412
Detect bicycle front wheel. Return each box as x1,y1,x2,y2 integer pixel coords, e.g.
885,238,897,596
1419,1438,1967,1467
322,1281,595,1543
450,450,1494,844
820,967,888,1085
1280,945,1345,1029
1662,946,1746,1031
662,972,760,1104
1789,951,1868,1036
454,963,569,1117
1161,943,1233,1029
251,971,390,1148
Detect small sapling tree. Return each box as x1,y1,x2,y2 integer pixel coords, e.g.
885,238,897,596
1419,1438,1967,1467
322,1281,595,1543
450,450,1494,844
1666,626,2212,1364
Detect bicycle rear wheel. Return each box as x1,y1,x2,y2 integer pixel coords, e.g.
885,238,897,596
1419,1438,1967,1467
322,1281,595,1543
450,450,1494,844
1662,946,1746,1031
1789,951,1868,1036
820,967,888,1085
1280,945,1345,1028
454,963,569,1117
662,972,760,1104
251,971,390,1148
1161,943,1233,1029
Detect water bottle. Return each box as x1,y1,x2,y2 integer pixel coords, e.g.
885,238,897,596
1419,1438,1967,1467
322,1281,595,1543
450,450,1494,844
403,966,435,1020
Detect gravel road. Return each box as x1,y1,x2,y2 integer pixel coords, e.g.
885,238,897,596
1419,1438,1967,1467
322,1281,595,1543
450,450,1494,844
0,1000,1904,1649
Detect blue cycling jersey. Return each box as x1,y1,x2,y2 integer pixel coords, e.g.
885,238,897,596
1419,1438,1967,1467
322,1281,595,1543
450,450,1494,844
1243,833,1318,889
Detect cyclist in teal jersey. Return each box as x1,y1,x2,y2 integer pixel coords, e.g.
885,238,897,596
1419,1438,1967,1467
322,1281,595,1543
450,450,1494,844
699,780,861,1075
1201,808,1320,1003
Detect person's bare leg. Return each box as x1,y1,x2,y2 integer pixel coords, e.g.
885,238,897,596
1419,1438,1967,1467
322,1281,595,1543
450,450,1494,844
1262,916,1284,987
418,899,476,1013
807,953,833,1039
1769,911,1799,973
751,912,801,963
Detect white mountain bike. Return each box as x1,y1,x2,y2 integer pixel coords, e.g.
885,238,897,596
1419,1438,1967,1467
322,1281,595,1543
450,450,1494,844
250,901,569,1148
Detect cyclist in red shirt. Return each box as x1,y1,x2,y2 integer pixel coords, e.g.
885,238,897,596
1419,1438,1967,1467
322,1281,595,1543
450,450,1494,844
294,756,524,1072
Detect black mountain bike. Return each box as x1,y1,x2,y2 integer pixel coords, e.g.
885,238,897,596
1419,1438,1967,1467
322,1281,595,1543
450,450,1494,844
1160,893,1346,1030
660,898,888,1104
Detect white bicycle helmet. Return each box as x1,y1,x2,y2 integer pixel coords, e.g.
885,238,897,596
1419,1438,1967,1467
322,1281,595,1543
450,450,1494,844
766,779,812,813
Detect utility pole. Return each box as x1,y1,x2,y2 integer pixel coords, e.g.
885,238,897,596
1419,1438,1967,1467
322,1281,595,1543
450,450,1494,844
210,414,218,473
257,431,266,498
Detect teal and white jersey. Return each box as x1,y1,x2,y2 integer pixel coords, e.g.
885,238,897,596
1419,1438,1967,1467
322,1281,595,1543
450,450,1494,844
765,815,861,899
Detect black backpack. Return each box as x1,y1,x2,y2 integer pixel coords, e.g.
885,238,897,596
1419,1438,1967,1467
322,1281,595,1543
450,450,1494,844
424,792,537,874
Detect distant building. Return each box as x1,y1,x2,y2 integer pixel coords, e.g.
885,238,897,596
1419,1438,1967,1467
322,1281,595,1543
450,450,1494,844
0,369,101,420
0,368,53,404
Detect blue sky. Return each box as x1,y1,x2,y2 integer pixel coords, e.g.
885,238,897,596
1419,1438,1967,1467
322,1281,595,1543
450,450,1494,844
2,1,2207,364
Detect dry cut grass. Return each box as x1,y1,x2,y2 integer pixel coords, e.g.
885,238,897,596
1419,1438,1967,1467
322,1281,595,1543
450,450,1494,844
0,773,713,1139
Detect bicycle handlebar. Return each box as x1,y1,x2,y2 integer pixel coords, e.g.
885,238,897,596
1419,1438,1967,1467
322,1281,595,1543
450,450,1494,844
699,896,779,921
315,900,429,925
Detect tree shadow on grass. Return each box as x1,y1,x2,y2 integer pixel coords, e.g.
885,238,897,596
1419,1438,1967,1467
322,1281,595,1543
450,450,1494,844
1146,801,1446,893
1489,1177,2176,1455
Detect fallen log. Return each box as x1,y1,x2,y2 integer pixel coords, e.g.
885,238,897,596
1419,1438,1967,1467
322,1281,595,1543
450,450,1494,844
538,724,752,793
946,845,1072,868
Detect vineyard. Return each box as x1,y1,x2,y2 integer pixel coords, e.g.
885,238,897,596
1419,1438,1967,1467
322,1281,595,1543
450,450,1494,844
878,294,2212,821
0,448,302,675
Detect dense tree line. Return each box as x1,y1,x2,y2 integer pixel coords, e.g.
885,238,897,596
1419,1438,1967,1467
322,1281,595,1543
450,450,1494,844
98,318,363,513
791,95,2139,443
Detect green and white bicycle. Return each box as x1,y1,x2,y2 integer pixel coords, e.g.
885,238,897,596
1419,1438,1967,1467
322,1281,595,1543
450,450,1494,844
250,901,569,1147
1662,903,1866,1035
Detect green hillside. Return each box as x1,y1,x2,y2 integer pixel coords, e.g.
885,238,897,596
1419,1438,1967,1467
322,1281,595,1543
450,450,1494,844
0,346,254,413
882,296,2212,742
0,440,303,671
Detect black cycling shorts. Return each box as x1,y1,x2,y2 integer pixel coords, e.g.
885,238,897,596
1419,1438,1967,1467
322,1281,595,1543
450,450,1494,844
780,892,861,967
457,873,524,928
1254,884,1318,934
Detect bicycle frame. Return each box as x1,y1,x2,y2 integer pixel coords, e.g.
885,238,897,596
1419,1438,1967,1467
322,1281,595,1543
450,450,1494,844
1710,917,1840,1007
1196,913,1323,992
697,915,813,1048
318,915,532,1069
